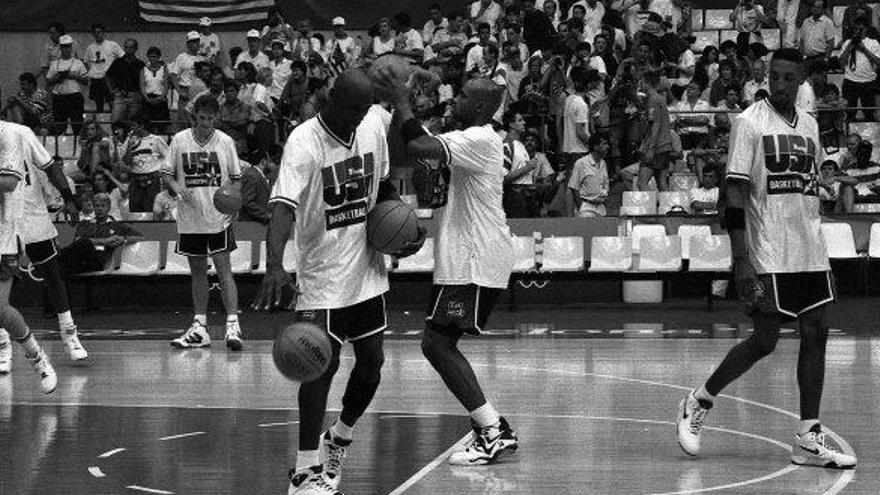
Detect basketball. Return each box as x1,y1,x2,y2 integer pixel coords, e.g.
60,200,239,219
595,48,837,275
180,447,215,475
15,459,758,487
367,200,420,254
272,322,332,383
213,183,242,215
368,55,414,97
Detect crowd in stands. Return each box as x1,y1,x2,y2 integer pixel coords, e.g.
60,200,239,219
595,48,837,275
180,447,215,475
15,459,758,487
1,0,880,223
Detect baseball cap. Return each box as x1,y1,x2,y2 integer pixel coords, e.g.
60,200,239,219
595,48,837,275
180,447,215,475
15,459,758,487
246,29,261,39
332,17,346,26
58,35,74,45
198,17,212,27
186,31,201,41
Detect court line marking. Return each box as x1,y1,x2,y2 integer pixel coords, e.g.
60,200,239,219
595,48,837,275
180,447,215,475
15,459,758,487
126,485,174,494
386,432,471,495
88,466,105,478
98,447,126,458
158,431,206,441
257,421,298,427
379,414,441,420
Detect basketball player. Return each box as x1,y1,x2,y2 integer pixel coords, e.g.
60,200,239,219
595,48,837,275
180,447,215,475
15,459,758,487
376,72,519,465
253,70,423,495
0,120,85,374
0,126,57,393
676,48,857,469
164,95,244,351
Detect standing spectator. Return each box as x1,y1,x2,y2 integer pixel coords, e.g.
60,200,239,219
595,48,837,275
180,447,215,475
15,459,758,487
742,58,769,106
518,55,550,115
840,17,880,122
562,66,592,163
637,70,673,191
617,0,655,42
236,62,275,154
290,19,321,63
842,0,880,40
799,1,836,66
501,110,534,217
40,21,80,84
46,35,87,136
218,80,251,153
393,13,425,62
235,30,271,72
569,133,610,217
466,23,496,74
197,17,223,64
267,40,292,104
521,0,555,54
84,23,124,113
500,42,526,105
777,0,800,48
261,8,297,54
140,47,171,132
239,152,276,223
169,32,206,123
121,112,168,213
594,35,619,91
106,39,145,123
471,0,503,34
569,0,606,36
325,17,362,69
425,11,468,62
502,24,530,65
371,18,396,58
730,0,765,47
423,4,449,47
673,80,713,150
2,73,52,133
185,69,226,123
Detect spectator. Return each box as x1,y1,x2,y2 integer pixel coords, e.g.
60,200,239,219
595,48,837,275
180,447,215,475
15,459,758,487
522,131,556,194
818,160,857,213
694,45,720,88
562,66,592,164
325,17,362,69
594,35,619,91
371,18,396,58
77,190,96,222
46,35,88,135
261,8,297,54
569,133,610,217
470,0,503,35
423,4,449,47
837,133,862,171
839,17,880,122
844,141,880,209
140,47,171,132
666,33,696,93
569,0,606,36
708,59,737,106
673,80,713,150
637,70,672,191
500,42,526,105
106,39,145,122
799,0,836,66
502,24,530,65
842,0,880,40
92,167,128,220
501,110,535,217
84,23,124,114
40,21,80,83
121,112,168,213
197,17,223,64
169,32,206,123
300,77,330,121
2,73,52,133
56,193,144,276
521,0,556,54
392,12,425,62
777,0,799,49
267,40,292,104
543,0,560,30
689,163,720,214
424,11,468,62
617,0,654,42
152,188,178,221
716,83,745,115
730,0,765,48
466,23,496,73
239,152,276,223
235,30,271,72
218,80,251,153
235,62,275,154
741,58,769,106
279,60,309,125
518,55,550,115
290,19,321,63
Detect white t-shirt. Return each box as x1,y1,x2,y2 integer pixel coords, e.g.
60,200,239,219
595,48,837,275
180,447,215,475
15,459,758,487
840,38,880,83
166,129,242,234
268,58,292,100
503,139,532,185
726,100,828,274
235,50,271,73
466,44,486,73
84,40,124,79
170,52,205,89
435,124,514,288
124,134,169,175
396,29,425,52
675,49,696,87
470,1,503,34
269,114,389,310
563,94,590,153
373,36,395,56
795,80,816,116
0,122,57,244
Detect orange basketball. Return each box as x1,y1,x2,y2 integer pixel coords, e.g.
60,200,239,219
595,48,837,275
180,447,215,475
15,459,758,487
366,200,420,254
272,322,332,383
213,183,242,215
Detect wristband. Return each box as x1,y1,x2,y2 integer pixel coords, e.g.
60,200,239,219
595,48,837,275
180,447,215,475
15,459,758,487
401,118,428,144
724,207,745,231
60,188,75,203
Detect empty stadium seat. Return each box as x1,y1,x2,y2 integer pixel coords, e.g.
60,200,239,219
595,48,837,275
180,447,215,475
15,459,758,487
658,191,691,215
631,224,666,254
162,243,193,275
853,204,880,213
621,191,657,216
720,29,737,44
589,236,633,272
678,225,712,259
512,236,536,273
126,212,154,221
636,235,682,272
255,242,268,274
692,31,719,53
115,242,161,275
691,9,704,31
689,235,732,271
821,223,859,259
540,237,585,272
57,135,77,159
395,238,434,273
704,9,733,29
870,224,880,258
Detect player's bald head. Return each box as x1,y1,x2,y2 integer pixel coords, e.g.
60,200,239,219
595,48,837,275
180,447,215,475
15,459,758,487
323,69,374,138
330,69,374,105
454,79,503,125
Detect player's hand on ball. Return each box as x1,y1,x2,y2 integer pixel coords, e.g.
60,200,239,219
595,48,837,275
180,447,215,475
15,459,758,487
62,199,79,225
252,266,297,311
733,257,758,301
392,224,426,259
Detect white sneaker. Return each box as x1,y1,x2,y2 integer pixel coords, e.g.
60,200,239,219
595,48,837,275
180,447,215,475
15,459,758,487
170,322,211,349
61,327,88,361
29,348,57,394
0,330,11,374
791,425,857,469
287,465,342,495
319,431,351,488
225,320,243,351
676,391,712,456
449,417,519,466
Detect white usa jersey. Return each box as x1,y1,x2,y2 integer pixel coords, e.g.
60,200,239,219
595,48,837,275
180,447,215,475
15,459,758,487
0,121,57,244
435,124,514,288
167,129,241,234
270,114,389,311
0,127,27,256
726,100,828,274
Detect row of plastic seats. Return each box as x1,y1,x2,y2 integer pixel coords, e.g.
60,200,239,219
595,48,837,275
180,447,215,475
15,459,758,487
590,223,731,273
621,191,695,216
39,135,79,159
692,28,781,52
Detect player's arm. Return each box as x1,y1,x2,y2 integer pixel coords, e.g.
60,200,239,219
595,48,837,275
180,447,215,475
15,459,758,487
46,157,79,223
723,117,758,297
253,201,296,310
389,88,447,163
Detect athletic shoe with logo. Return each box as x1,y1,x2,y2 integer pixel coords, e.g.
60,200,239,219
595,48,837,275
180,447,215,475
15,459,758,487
319,430,351,488
676,391,712,456
287,465,342,495
791,424,857,469
29,348,56,394
449,417,519,466
225,320,243,351
61,327,88,361
0,330,11,374
170,322,211,349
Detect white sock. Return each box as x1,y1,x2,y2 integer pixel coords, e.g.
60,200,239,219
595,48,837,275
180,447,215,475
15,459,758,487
470,402,500,429
800,419,820,436
295,450,320,471
694,385,715,404
16,332,41,359
330,418,353,441
194,314,207,326
226,314,238,323
0,328,9,348
57,311,75,331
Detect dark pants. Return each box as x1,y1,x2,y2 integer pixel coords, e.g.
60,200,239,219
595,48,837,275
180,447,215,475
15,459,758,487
51,93,85,135
842,79,876,122
89,79,109,113
248,119,276,154
129,173,162,212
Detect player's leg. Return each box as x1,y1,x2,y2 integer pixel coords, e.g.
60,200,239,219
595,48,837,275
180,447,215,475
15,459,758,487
0,327,9,373
791,306,857,468
171,254,211,348
28,241,87,361
210,251,242,351
0,270,56,394
677,309,783,455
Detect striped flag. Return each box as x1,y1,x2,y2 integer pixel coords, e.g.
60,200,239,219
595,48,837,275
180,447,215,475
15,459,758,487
327,43,348,77
139,0,275,24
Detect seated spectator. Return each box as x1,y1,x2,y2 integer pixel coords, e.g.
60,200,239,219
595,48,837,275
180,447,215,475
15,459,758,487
424,11,468,62
370,17,396,58
75,120,112,181
392,12,425,62
835,133,862,171
140,47,171,133
152,188,178,221
218,79,251,153
694,45,719,88
57,193,144,276
422,4,449,47
235,30,271,71
235,61,275,154
267,40,292,104
715,83,744,116
673,80,713,150
819,160,857,214
470,0,503,35
707,60,737,106
93,166,130,220
279,60,309,126
2,73,52,133
77,190,96,222
742,58,769,106
121,112,168,213
569,133,610,217
844,141,880,209
239,152,277,223
689,163,720,214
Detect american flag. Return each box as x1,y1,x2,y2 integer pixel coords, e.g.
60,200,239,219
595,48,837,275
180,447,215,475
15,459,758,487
139,0,275,24
327,43,348,77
